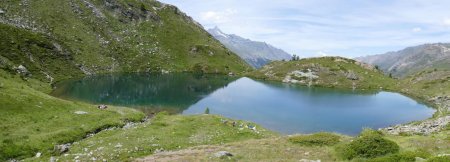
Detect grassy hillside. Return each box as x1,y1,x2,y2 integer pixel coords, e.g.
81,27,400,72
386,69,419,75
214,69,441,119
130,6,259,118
0,0,250,83
398,70,450,116
0,70,145,160
28,113,275,161
249,57,398,90
1,1,449,161
399,70,450,97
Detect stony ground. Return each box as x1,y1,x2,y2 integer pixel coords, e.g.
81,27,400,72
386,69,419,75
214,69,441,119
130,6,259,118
136,138,337,162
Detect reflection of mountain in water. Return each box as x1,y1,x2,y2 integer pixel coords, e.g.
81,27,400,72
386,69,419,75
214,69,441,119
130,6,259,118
51,73,237,114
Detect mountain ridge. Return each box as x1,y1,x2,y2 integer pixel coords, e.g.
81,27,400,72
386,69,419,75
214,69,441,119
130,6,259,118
356,43,450,77
207,26,292,68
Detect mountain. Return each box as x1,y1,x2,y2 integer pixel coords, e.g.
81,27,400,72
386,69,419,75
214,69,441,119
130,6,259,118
356,43,450,77
207,27,292,68
0,0,250,83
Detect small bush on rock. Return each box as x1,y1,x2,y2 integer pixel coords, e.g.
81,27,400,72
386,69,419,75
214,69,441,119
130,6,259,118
288,132,341,146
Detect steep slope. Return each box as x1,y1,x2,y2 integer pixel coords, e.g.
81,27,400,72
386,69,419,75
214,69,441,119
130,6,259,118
0,0,251,160
356,43,450,77
249,57,397,90
399,70,450,115
0,0,250,83
0,70,144,160
208,27,292,69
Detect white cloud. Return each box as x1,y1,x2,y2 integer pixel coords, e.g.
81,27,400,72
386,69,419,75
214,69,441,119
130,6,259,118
200,9,237,24
317,51,328,57
160,0,450,57
444,18,450,26
412,27,422,32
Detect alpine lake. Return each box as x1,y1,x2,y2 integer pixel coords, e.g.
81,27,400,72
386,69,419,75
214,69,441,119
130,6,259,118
51,73,435,135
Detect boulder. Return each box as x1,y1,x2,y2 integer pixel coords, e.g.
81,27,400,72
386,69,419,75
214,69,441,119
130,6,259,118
0,9,4,14
299,159,321,162
16,65,31,77
214,151,233,158
54,144,71,154
98,104,108,109
345,71,359,80
74,111,88,115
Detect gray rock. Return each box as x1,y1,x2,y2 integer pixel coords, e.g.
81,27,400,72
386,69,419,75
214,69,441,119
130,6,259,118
345,71,359,80
98,104,108,109
415,157,426,162
381,115,450,135
54,144,71,154
16,65,31,77
299,159,321,162
35,152,42,158
214,151,233,158
74,111,88,115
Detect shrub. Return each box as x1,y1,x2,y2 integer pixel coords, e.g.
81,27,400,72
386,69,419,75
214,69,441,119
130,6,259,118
366,150,430,162
288,132,341,146
427,156,450,162
337,129,399,160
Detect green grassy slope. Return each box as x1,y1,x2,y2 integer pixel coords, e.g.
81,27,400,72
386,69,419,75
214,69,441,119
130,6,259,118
0,70,145,160
398,70,450,116
399,70,450,98
249,57,398,90
28,113,275,161
0,0,250,83
0,24,84,83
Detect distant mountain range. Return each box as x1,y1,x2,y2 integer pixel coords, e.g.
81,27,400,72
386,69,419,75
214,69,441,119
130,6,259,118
356,43,450,77
208,27,292,68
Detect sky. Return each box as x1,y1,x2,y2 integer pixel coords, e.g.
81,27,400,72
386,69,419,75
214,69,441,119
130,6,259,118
159,0,450,58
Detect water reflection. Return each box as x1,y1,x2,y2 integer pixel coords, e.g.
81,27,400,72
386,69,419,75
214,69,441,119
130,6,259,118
52,73,237,114
52,74,435,135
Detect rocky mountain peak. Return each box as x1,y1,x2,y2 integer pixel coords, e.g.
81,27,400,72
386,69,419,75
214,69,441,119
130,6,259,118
207,27,292,68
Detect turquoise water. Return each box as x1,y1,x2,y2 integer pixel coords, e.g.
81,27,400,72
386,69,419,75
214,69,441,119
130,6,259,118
52,73,435,135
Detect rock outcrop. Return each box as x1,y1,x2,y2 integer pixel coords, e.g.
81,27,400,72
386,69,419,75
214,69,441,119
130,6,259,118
381,116,450,135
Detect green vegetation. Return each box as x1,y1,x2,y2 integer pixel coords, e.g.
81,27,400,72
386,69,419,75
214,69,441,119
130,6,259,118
399,70,450,98
1,0,449,161
0,24,83,83
288,132,341,146
366,150,430,162
249,57,398,90
135,137,339,161
29,113,275,161
337,129,400,160
0,0,250,84
0,70,144,161
427,155,450,162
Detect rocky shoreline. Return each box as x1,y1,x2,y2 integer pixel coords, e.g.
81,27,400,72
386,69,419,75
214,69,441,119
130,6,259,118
381,95,450,135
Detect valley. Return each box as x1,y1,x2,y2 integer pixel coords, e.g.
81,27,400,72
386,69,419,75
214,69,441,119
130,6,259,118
1,0,450,162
